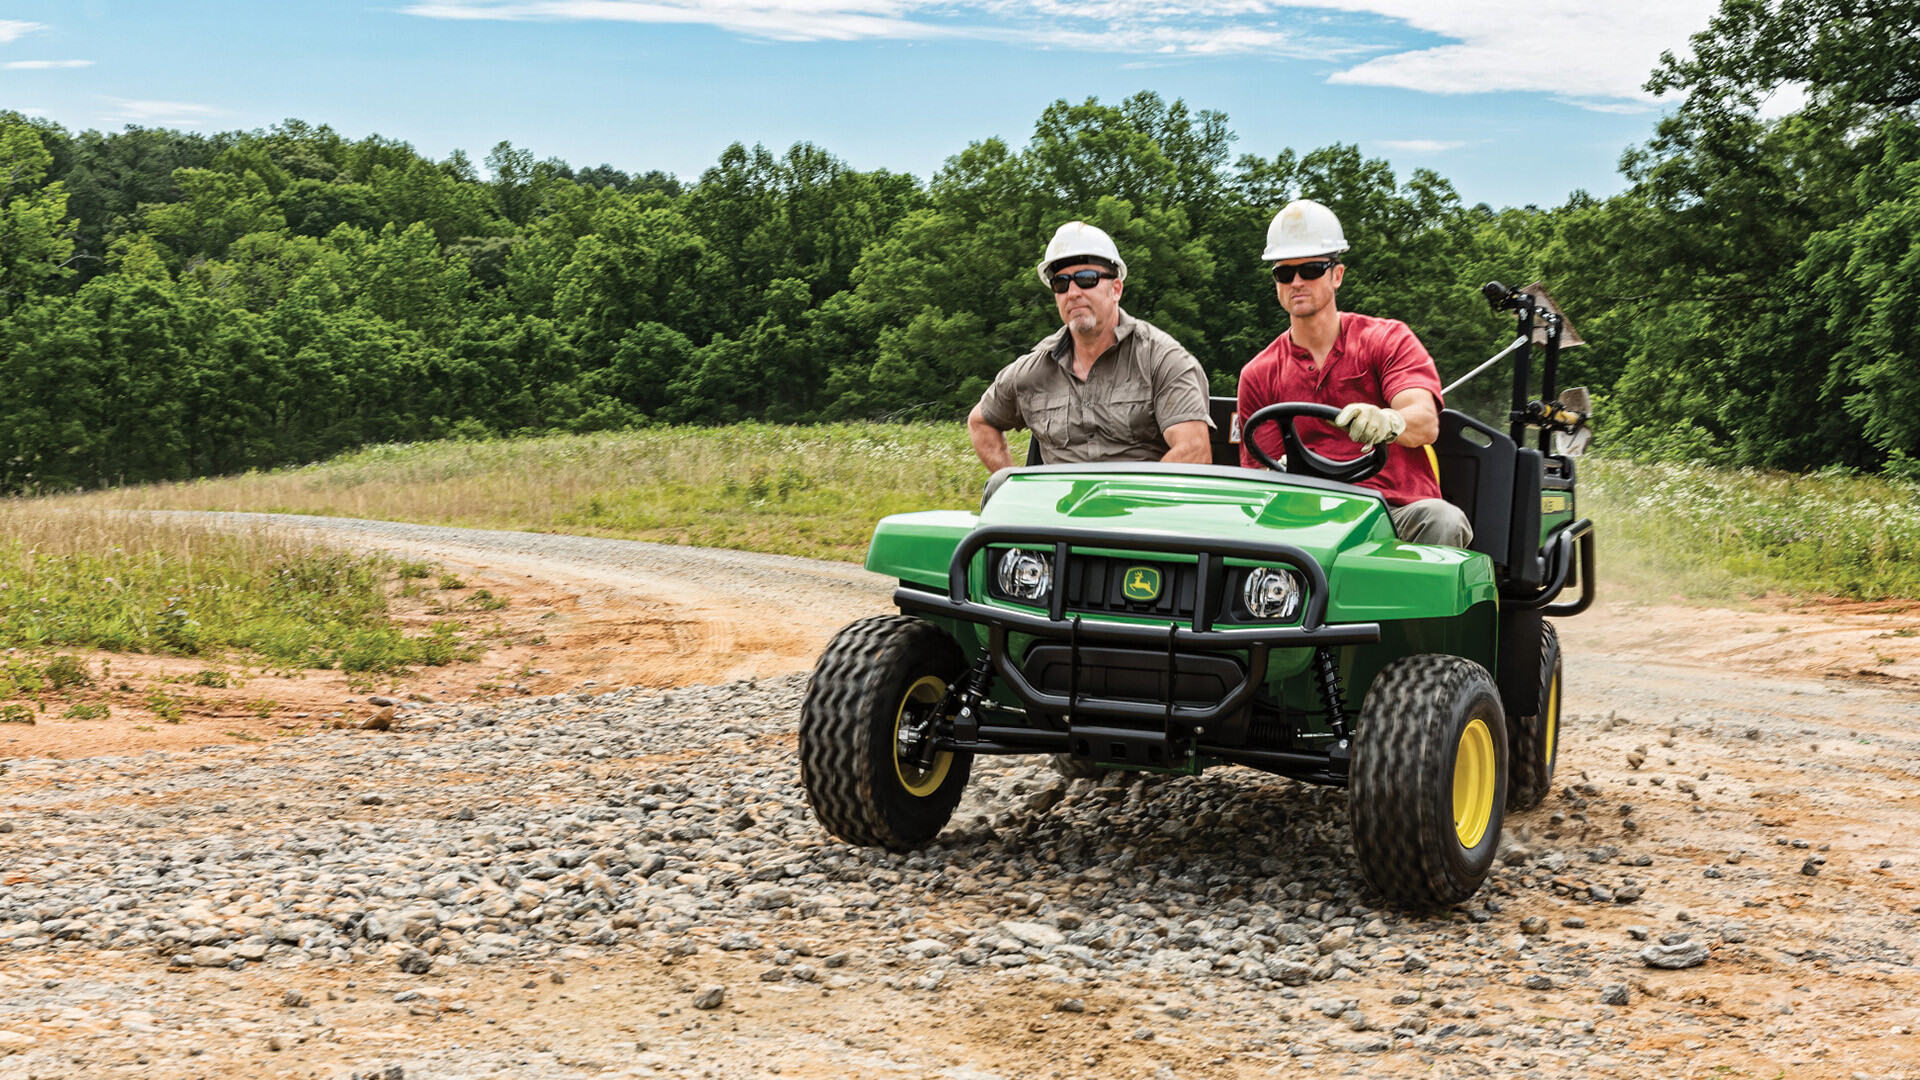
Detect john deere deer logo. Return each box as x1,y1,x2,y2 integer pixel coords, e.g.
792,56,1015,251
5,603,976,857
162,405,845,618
1122,566,1161,602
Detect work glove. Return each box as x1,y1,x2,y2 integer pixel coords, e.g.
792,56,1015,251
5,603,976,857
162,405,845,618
1333,403,1406,446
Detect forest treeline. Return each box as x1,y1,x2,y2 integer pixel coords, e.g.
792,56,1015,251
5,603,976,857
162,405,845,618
0,0,1915,491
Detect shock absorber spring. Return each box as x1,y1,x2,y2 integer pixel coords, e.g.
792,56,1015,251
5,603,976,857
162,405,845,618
1312,646,1349,740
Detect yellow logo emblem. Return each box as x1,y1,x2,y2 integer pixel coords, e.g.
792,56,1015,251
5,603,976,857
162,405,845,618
1122,566,1162,602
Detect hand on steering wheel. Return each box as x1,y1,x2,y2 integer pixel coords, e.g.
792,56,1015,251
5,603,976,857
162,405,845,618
1241,401,1392,485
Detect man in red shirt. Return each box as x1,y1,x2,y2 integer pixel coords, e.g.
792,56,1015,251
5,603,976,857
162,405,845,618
1237,199,1473,547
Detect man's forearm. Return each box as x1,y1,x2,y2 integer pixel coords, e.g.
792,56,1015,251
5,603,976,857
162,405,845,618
968,409,1015,471
1160,420,1212,464
1389,389,1440,447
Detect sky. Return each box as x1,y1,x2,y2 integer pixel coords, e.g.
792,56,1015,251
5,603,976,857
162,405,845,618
0,0,1731,208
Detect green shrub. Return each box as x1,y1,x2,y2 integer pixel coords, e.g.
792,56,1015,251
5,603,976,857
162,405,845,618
144,690,183,722
43,654,92,689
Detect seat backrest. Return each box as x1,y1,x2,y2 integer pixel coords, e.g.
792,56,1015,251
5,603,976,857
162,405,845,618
1434,408,1548,586
1507,446,1545,589
1208,396,1240,466
1434,409,1516,566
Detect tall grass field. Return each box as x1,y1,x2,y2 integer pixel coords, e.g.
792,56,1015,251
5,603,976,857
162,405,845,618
40,423,1920,603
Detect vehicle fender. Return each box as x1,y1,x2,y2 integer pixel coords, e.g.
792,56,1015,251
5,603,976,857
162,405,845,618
866,510,978,589
1325,540,1497,622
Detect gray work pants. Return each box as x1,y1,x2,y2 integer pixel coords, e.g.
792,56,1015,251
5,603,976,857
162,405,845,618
1389,498,1474,547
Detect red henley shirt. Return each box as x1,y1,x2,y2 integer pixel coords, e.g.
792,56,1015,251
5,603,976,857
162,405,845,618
1237,312,1445,507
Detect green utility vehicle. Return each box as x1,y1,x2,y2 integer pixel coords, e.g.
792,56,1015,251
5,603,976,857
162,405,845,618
799,284,1595,907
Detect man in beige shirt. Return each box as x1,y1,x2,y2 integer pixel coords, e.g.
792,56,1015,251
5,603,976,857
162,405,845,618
968,221,1213,478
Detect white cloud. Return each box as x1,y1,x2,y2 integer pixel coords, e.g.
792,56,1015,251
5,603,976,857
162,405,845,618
1376,139,1465,153
403,0,1350,52
99,98,224,124
1758,81,1809,120
0,20,45,45
401,0,1721,109
401,1,941,42
1274,0,1721,108
5,59,94,70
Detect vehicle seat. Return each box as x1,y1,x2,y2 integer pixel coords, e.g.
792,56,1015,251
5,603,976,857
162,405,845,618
1433,409,1543,588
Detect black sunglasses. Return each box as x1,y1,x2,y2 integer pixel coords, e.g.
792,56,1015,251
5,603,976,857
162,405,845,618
1049,269,1118,294
1271,260,1339,284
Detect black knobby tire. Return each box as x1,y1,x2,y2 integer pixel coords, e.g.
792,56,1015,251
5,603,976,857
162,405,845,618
1506,621,1562,811
1349,654,1508,908
798,615,972,851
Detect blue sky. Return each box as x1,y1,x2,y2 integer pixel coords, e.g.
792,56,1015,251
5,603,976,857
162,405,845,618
1,0,1729,208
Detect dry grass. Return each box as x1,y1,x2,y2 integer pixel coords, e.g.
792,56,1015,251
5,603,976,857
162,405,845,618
48,424,1017,562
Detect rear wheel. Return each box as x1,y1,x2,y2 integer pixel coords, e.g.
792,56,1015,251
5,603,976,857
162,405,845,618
1506,622,1562,811
799,615,972,850
1349,654,1508,908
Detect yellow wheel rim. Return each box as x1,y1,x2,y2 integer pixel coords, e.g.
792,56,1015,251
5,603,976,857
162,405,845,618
1453,717,1496,848
1544,669,1560,771
892,675,953,797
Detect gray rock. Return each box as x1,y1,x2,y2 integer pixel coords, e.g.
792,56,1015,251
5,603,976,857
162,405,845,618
691,985,727,1010
190,946,231,967
1600,984,1630,1006
1639,941,1710,969
1001,920,1065,947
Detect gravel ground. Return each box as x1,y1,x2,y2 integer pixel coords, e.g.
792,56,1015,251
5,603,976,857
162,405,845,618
3,662,1919,1079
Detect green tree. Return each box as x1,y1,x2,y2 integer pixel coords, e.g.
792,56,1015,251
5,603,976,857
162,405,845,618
0,121,76,316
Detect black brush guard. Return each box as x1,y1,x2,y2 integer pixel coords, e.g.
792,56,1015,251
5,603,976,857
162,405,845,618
891,525,1383,774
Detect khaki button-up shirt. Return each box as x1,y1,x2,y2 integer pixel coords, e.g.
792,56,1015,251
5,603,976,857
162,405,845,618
977,309,1212,464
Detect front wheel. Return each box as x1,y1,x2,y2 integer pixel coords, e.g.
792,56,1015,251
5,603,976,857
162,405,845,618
799,615,972,850
1349,655,1508,908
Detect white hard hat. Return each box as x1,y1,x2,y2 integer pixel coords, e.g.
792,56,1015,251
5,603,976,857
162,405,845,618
1262,199,1349,261
1036,220,1128,286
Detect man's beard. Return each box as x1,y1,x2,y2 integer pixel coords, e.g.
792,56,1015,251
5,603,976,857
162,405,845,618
1067,310,1099,335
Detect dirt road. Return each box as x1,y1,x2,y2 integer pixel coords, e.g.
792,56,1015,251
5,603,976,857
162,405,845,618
2,516,1919,1079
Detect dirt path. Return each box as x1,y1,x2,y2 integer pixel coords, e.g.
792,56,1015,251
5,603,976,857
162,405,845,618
3,516,1919,1079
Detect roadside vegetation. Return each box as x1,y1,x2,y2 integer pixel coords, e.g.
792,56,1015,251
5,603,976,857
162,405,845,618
0,506,479,673
47,424,1920,604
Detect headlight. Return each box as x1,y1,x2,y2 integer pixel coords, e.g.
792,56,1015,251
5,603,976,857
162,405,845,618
997,549,1053,603
1243,566,1305,620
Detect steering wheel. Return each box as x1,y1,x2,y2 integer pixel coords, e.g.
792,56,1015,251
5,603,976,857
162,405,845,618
1241,402,1392,485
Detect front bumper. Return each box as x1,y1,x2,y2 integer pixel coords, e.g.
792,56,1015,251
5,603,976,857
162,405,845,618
893,524,1381,738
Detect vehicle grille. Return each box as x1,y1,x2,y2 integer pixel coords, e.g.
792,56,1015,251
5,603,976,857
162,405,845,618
1062,555,1197,620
